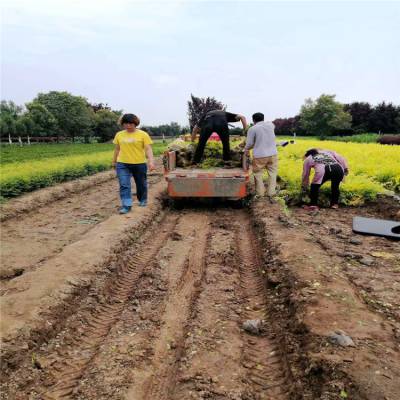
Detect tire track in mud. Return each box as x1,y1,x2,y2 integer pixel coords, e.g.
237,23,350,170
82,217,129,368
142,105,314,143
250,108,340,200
235,213,292,399
41,213,179,400
2,209,296,400
171,214,247,399
126,210,293,400
126,213,211,400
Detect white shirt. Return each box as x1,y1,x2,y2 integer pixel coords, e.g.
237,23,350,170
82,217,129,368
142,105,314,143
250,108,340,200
245,121,277,158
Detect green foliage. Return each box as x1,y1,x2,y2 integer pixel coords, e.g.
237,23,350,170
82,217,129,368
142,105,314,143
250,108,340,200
328,133,378,143
229,127,244,136
300,94,352,138
152,140,173,156
0,141,170,198
25,102,57,136
15,117,27,136
369,101,400,133
0,100,23,138
0,141,168,166
344,102,372,133
0,152,112,198
93,109,120,142
142,122,183,137
0,143,114,165
34,91,94,141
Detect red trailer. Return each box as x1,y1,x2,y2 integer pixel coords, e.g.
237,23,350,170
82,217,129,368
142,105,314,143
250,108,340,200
163,150,250,200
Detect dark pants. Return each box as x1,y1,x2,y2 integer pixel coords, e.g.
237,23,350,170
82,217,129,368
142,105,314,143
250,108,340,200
310,164,344,206
193,120,230,164
116,162,147,207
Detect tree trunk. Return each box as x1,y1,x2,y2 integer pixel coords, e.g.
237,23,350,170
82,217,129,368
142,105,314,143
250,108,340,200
18,136,23,146
8,134,12,144
28,135,31,145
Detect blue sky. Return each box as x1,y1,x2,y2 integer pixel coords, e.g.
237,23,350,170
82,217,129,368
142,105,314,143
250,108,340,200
1,0,399,125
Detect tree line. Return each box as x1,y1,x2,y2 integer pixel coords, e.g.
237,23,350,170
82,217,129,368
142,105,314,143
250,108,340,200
1,91,399,144
273,95,400,137
0,91,188,144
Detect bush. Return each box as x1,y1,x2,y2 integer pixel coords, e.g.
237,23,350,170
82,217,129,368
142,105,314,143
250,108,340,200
328,133,379,143
377,135,400,145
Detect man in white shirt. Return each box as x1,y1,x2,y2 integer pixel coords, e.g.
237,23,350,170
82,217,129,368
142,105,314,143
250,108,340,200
244,112,278,200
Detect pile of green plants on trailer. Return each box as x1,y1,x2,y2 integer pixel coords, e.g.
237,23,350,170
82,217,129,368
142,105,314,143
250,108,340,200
167,138,245,168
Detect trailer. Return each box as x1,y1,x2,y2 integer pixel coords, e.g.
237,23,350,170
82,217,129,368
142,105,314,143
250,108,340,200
163,150,250,200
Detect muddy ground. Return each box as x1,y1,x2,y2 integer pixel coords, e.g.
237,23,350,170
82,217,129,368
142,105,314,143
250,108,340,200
0,166,399,400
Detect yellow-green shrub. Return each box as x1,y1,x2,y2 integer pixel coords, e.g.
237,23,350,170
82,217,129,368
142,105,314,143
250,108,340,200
275,140,400,205
0,151,112,198
0,141,170,199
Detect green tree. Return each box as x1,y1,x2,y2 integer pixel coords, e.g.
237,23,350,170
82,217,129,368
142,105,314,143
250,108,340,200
300,94,352,137
395,113,400,133
93,109,121,142
369,102,399,134
0,101,22,142
25,101,57,136
343,102,372,133
142,122,183,137
15,116,35,144
34,91,94,142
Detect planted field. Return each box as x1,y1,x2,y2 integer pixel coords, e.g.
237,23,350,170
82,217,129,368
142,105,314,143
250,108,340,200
0,141,170,198
277,139,400,205
1,138,399,204
0,143,114,164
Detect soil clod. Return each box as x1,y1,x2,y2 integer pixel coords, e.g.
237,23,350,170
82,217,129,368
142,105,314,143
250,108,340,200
328,330,356,347
242,319,264,336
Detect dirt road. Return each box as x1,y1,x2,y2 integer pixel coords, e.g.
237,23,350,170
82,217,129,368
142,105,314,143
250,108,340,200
1,167,399,399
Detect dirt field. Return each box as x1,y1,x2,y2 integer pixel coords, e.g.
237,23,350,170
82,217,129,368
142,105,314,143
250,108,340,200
1,165,399,399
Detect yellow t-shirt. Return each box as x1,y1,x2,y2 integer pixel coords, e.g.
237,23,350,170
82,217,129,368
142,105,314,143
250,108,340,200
113,130,153,164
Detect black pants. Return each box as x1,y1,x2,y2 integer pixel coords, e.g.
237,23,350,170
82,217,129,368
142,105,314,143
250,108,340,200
193,120,230,164
310,164,344,206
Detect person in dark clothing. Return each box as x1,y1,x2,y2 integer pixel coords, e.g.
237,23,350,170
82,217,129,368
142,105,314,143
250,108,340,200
302,148,349,210
191,110,247,164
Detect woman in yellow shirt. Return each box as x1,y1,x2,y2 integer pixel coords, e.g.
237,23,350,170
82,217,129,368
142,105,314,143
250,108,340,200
112,114,155,214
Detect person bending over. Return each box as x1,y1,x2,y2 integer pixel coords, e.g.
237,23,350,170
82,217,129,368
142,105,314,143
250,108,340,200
191,110,247,164
302,148,349,210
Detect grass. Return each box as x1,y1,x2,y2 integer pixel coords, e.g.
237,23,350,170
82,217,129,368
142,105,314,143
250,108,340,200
0,140,170,165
